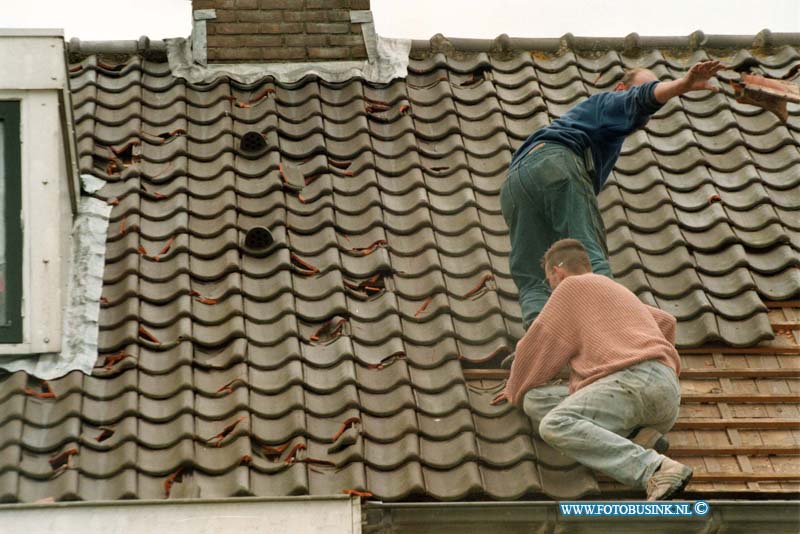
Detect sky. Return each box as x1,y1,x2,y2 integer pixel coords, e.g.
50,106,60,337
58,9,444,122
1,0,798,41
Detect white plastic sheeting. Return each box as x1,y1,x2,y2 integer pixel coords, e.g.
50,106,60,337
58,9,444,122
0,177,111,378
166,34,411,85
80,173,107,194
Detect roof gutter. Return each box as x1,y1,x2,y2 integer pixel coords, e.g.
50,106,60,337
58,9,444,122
364,500,800,533
66,31,800,57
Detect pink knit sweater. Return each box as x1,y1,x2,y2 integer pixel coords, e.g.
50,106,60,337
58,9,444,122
504,273,680,405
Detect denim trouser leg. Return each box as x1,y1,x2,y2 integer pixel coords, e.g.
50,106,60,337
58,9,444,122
523,382,569,436
522,360,681,489
501,144,613,328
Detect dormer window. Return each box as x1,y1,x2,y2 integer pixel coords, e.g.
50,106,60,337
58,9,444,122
0,30,82,361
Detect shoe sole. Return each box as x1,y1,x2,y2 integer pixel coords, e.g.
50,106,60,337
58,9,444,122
660,467,693,500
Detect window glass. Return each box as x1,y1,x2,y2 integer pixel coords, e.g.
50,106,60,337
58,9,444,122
0,101,21,343
0,119,7,325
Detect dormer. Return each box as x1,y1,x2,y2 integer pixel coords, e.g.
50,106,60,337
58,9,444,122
0,29,80,357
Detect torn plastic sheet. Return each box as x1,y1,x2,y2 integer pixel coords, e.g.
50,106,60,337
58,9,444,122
80,173,107,194
0,195,112,379
166,34,411,85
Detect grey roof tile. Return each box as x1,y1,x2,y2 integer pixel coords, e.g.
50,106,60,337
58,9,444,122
21,416,80,452
646,268,703,298
357,360,411,393
698,267,756,298
360,410,416,446
752,268,800,300
420,432,478,469
250,464,308,496
682,222,739,252
423,461,483,500
251,410,304,444
708,290,767,320
490,52,535,72
647,110,692,136
250,360,304,394
79,441,137,477
674,312,720,346
417,408,473,441
366,462,425,500
733,222,790,249
492,65,538,90
402,312,453,345
637,245,694,276
77,471,139,501
537,464,599,500
717,313,775,346
477,434,536,467
18,466,80,502
480,461,542,499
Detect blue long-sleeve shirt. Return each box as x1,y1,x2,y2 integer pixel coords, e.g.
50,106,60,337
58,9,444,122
511,81,663,194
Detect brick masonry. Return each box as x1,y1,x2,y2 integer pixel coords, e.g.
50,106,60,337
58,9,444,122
196,0,370,63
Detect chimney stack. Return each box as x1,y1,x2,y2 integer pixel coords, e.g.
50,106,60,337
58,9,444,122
192,0,371,63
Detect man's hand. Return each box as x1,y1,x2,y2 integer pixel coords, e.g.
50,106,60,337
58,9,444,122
654,60,726,103
681,60,725,93
491,390,511,405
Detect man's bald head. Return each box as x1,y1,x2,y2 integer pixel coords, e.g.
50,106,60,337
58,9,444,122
614,68,659,91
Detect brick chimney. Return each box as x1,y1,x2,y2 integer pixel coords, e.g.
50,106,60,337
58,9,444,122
192,0,371,63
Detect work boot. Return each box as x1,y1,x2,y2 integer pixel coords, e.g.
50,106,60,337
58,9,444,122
646,457,693,501
630,427,670,454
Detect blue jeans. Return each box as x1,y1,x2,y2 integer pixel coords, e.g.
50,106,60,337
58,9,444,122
501,143,612,328
522,360,681,488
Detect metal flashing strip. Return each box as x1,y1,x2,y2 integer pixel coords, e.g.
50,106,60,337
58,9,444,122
166,33,411,85
58,79,81,215
192,9,216,66
0,178,111,379
351,10,377,62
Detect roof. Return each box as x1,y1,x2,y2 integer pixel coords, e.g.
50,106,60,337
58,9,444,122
0,35,798,503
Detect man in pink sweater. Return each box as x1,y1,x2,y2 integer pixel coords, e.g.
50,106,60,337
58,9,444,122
492,238,692,501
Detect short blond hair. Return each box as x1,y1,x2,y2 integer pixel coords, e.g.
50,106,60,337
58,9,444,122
620,67,655,88
542,239,591,274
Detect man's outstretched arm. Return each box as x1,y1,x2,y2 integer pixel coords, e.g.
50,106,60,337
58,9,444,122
654,60,725,103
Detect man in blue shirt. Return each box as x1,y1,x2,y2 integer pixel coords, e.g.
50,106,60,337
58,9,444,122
501,61,724,351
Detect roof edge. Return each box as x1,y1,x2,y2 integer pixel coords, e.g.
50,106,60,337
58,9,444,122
411,30,800,53
67,36,167,58
66,30,800,58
